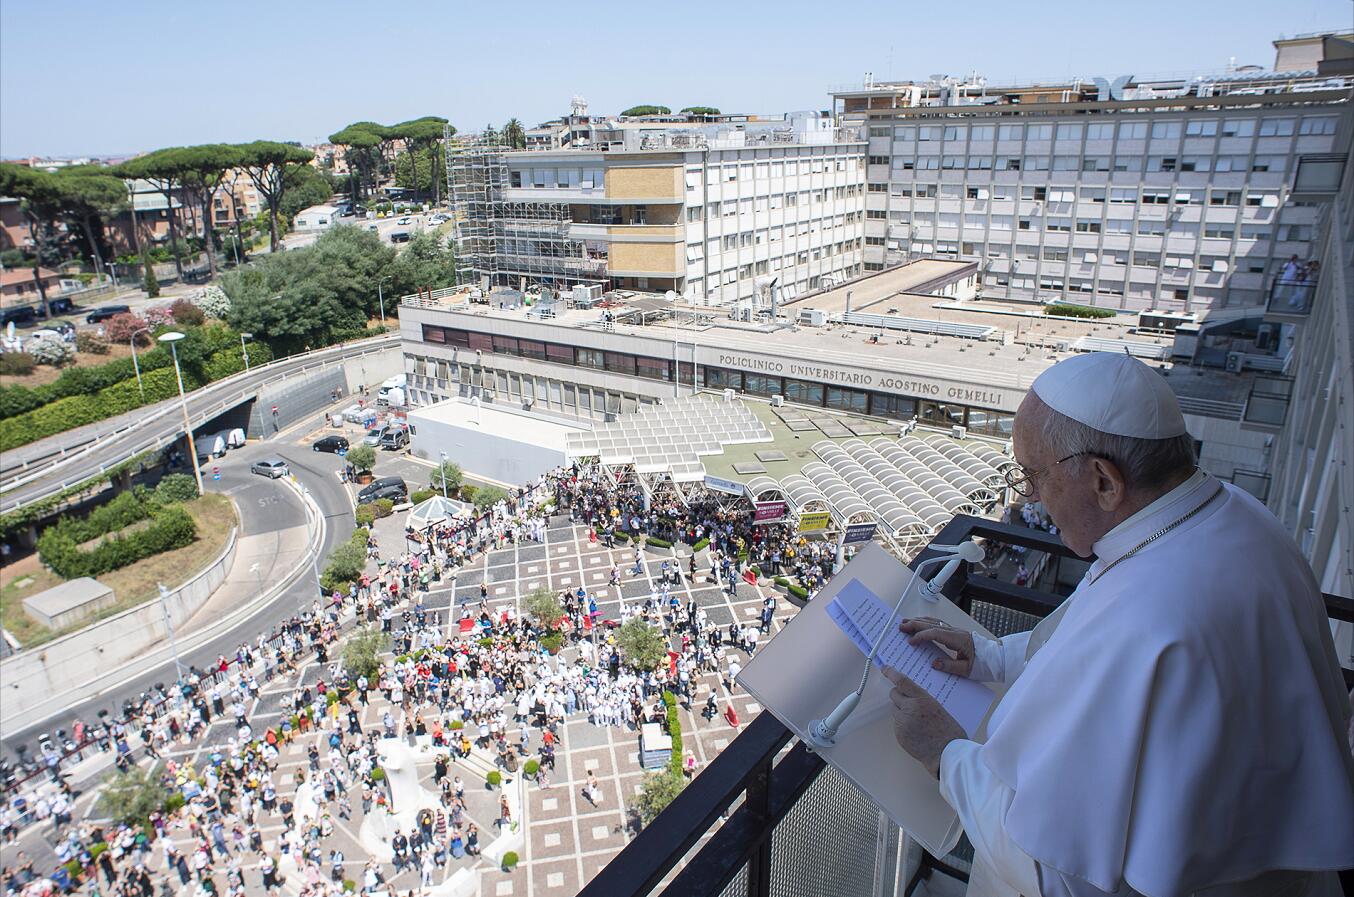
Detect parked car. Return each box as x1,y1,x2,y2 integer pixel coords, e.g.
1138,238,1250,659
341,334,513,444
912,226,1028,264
340,404,365,423
0,306,37,326
395,216,414,225
85,304,130,324
356,476,407,504
390,231,411,244
251,458,289,478
379,428,408,450
363,425,389,447
313,435,350,453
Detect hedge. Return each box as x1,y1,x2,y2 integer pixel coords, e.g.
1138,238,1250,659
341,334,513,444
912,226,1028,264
0,341,273,453
787,583,809,600
662,691,683,775
354,505,377,528
410,488,435,505
38,505,197,579
540,632,564,653
691,538,710,552
644,536,672,549
0,451,154,542
0,324,268,419
1044,302,1117,320
523,759,540,776
486,770,502,787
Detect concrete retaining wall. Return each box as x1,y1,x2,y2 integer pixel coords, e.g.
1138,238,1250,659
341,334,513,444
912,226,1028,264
0,524,238,727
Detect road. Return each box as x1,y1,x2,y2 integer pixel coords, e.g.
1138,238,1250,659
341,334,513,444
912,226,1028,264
0,434,355,755
0,334,398,513
280,212,444,251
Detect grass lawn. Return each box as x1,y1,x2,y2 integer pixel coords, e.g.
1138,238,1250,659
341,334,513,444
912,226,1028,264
0,493,238,648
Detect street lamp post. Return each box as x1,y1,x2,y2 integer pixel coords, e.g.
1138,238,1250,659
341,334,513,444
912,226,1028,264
377,277,389,325
158,582,186,685
438,451,449,498
159,331,205,496
240,332,253,371
129,327,152,401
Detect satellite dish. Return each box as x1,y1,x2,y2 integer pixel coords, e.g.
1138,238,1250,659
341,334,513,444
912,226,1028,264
664,290,677,302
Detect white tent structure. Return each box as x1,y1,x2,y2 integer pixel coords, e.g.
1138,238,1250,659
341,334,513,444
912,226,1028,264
405,495,469,530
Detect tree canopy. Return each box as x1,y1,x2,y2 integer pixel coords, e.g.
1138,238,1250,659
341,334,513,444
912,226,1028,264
222,225,393,354
680,106,721,116
620,105,671,117
236,141,314,252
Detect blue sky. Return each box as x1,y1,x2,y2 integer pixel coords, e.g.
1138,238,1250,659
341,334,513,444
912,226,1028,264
1,0,1347,157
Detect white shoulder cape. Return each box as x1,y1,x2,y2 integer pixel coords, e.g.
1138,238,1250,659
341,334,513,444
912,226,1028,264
979,479,1354,896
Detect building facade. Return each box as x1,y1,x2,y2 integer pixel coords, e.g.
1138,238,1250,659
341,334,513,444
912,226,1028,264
1261,99,1353,612
833,35,1351,311
450,114,867,305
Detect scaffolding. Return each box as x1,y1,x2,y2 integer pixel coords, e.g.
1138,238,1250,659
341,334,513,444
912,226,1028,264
447,130,608,292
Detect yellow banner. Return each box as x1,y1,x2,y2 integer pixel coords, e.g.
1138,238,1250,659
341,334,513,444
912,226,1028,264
798,511,832,533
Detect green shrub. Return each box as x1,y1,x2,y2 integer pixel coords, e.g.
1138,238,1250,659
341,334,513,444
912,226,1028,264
645,536,672,549
163,792,186,813
501,851,519,870
691,538,710,552
345,443,376,473
472,485,508,510
475,637,493,647
1044,302,1116,320
342,880,356,893
663,690,683,775
540,632,564,654
155,473,199,503
774,576,790,587
369,767,385,782
321,527,370,592
38,498,196,579
432,459,462,495
342,626,385,679
633,768,685,827
449,719,465,730
617,618,667,670
787,584,809,600
326,690,340,705
374,497,395,518
613,531,631,543
457,484,477,503
354,504,377,528
170,299,206,326
0,352,35,377
523,759,540,776
75,332,110,355
525,586,562,629
486,770,502,787
410,488,435,505
748,565,761,579
0,337,272,452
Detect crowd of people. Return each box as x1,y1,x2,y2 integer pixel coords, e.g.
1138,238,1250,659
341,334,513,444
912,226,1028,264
3,461,820,897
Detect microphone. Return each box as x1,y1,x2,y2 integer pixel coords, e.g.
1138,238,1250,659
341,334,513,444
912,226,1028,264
804,540,981,750
920,539,984,600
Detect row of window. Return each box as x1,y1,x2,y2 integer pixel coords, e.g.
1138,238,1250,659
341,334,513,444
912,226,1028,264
885,152,1290,174
888,183,1291,206
898,216,1301,242
415,326,1014,434
686,157,864,186
883,117,1335,143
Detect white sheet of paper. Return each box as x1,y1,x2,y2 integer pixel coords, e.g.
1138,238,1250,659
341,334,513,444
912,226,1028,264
735,543,1005,859
827,579,994,738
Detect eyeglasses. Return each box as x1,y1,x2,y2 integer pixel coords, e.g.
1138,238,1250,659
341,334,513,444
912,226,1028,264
1004,452,1092,497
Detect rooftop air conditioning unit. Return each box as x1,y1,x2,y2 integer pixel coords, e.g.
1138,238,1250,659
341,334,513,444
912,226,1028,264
771,394,785,407
797,308,829,327
951,425,967,439
723,388,736,402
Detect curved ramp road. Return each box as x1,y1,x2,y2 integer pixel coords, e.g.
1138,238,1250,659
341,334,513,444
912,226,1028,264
0,334,398,514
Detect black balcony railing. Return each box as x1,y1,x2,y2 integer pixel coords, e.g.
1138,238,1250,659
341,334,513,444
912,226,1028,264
579,515,1354,897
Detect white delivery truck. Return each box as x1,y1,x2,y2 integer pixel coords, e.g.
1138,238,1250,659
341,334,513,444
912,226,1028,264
377,374,407,407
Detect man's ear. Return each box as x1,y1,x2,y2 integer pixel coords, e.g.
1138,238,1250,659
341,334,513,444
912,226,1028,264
1090,456,1128,512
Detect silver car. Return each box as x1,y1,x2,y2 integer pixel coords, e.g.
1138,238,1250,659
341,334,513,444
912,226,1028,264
250,458,289,479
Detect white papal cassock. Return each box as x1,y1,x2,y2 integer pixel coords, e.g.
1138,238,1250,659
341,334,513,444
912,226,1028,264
939,470,1354,897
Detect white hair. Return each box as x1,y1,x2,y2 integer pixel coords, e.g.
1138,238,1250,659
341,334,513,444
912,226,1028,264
1040,406,1196,492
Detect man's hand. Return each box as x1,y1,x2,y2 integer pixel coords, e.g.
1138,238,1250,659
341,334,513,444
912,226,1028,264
883,667,965,778
900,617,976,677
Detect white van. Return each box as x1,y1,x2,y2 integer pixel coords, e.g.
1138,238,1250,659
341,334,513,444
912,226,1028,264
224,428,247,449
377,374,407,407
195,433,227,461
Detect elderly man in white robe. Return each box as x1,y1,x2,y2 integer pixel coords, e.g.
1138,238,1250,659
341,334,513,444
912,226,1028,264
887,353,1354,897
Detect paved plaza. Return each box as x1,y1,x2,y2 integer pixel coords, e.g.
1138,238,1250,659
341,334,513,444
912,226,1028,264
4,504,794,897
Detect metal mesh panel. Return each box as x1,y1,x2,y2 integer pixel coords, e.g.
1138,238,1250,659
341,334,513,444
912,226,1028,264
718,864,749,897
969,599,1041,638
768,765,882,897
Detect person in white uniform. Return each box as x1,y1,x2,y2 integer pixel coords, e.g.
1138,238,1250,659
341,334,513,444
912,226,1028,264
886,353,1354,897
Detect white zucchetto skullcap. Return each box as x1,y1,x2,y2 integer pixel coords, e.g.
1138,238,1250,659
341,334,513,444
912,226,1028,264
1030,353,1187,439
